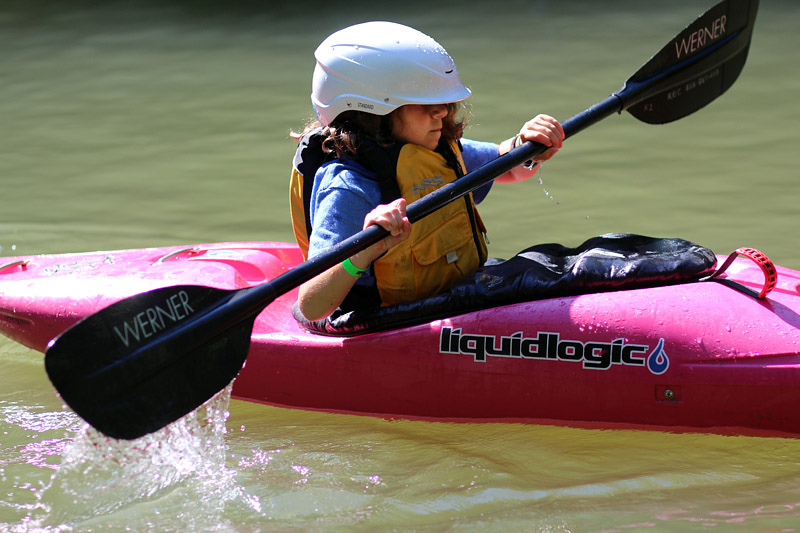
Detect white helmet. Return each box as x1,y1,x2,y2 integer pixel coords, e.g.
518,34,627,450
311,21,471,126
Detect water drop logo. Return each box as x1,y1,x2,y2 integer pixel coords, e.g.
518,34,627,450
647,338,669,375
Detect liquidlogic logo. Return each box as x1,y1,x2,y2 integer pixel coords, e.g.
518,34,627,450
439,327,669,375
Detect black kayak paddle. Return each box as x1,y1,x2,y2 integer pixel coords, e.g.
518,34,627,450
44,0,759,439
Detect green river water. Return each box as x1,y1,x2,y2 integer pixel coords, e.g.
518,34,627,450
2,1,800,530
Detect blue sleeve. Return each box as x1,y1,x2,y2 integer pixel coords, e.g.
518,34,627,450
461,138,499,172
461,138,500,204
307,160,383,259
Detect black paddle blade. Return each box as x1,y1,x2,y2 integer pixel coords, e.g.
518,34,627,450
622,0,759,124
45,285,254,440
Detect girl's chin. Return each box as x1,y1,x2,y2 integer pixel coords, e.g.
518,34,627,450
425,133,441,149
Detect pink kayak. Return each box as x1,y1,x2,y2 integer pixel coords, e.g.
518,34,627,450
1,238,799,437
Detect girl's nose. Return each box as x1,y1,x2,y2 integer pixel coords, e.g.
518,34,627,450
430,104,448,118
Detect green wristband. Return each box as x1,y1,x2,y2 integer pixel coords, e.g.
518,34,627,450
342,257,366,277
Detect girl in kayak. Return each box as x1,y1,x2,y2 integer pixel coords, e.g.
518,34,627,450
291,21,564,322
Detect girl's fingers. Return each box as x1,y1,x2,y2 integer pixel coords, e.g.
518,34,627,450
364,198,410,235
521,115,565,148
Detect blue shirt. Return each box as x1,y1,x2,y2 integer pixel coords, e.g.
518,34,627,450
308,138,499,259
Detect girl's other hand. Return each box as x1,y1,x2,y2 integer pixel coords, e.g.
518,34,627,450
519,114,565,161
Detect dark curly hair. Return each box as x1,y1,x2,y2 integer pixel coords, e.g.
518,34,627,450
292,102,469,158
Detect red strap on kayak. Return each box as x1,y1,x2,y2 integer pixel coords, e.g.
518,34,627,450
710,247,777,299
0,260,28,274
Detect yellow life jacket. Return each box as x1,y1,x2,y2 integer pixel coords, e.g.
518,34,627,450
289,131,487,307
373,142,487,305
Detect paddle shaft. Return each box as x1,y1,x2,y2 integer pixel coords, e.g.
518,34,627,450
229,97,645,320
242,12,755,317
81,95,622,387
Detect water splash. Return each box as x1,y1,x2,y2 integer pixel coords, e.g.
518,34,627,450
13,383,253,531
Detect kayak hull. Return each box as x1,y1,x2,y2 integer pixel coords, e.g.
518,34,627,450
2,241,800,437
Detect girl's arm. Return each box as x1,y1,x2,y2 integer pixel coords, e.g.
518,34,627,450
297,198,411,321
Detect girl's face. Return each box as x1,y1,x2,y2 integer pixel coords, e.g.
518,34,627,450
391,104,449,150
